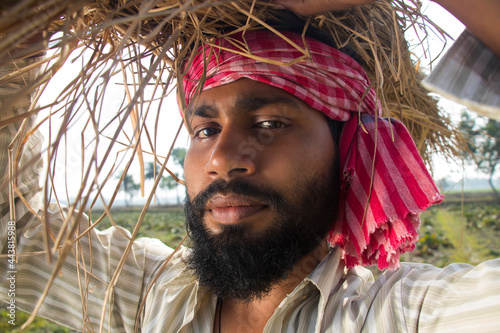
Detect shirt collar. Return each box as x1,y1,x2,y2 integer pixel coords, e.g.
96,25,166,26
182,246,348,332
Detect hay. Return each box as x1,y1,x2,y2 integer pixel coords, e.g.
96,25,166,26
0,0,466,330
0,0,465,158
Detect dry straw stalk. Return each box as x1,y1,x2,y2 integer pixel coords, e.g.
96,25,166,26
0,0,465,330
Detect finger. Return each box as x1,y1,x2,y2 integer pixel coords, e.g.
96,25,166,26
272,0,375,16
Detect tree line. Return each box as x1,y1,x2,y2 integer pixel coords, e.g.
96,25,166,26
118,147,186,206
460,111,500,202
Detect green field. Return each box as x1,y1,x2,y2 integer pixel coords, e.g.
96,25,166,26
88,205,188,249
3,195,500,331
401,201,500,267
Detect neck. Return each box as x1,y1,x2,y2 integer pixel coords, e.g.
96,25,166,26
218,240,330,333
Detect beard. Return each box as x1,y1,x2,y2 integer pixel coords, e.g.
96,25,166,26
184,167,339,302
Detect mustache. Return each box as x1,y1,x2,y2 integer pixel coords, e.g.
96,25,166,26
190,178,289,216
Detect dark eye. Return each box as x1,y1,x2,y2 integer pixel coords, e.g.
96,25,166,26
195,127,220,139
258,120,287,129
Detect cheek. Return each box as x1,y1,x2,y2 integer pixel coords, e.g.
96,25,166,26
264,129,335,191
303,122,336,169
184,147,207,199
258,140,332,185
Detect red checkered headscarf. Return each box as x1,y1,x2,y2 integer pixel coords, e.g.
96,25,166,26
182,30,443,270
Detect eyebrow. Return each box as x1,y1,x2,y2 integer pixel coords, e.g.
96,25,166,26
188,94,300,119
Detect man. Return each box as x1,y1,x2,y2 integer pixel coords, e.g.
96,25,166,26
1,1,499,332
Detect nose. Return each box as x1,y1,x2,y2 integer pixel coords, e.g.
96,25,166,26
205,129,257,179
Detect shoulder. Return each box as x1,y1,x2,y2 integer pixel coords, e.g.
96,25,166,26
377,260,500,332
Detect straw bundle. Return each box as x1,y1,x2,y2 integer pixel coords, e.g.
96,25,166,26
1,0,464,156
0,0,465,329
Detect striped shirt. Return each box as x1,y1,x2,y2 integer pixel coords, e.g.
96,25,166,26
1,36,500,333
423,30,500,120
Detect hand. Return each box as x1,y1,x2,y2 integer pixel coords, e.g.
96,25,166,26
432,0,500,57
273,0,377,16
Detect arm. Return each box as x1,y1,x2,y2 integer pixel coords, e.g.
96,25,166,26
273,0,500,56
433,0,500,57
273,0,375,16
1,204,173,331
0,43,172,332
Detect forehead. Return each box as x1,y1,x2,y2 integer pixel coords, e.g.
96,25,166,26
187,78,315,118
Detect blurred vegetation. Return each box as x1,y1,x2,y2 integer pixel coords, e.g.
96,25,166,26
88,205,187,248
401,200,500,267
5,195,500,331
0,306,72,332
459,112,500,202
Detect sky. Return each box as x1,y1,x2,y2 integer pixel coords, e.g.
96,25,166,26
37,0,478,207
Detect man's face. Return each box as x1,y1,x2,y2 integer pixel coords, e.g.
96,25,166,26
183,78,339,300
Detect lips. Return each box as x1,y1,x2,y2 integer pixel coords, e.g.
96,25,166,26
206,194,268,224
